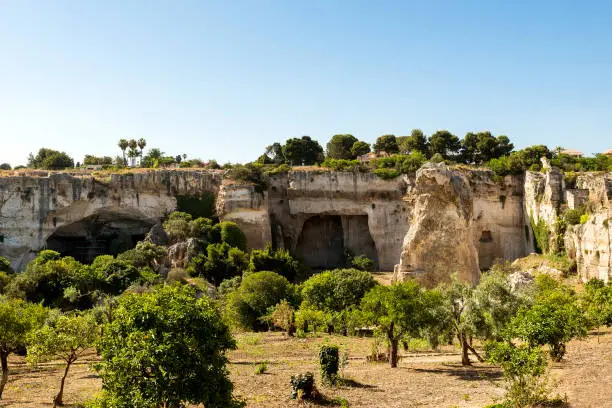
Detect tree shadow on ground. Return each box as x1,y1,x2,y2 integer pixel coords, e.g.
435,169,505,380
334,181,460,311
411,363,503,382
335,377,377,389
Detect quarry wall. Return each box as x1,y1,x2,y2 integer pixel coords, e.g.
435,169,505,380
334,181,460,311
1,166,610,284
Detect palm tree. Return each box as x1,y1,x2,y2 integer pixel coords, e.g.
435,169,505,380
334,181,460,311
127,139,138,166
137,138,147,165
118,139,128,165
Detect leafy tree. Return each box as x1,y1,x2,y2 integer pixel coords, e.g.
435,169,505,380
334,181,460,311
188,243,248,285
485,341,550,407
163,211,193,243
428,130,461,160
351,255,374,271
350,141,371,158
398,129,429,155
511,285,588,361
460,132,515,164
301,269,377,313
0,163,11,170
0,298,48,398
141,148,163,168
271,299,296,335
83,155,113,166
581,279,612,331
96,284,242,408
216,221,247,251
439,275,482,365
372,134,399,154
117,241,168,270
26,313,98,407
248,244,301,281
326,134,358,160
224,271,296,330
28,148,74,170
264,142,285,164
360,281,433,367
282,136,324,165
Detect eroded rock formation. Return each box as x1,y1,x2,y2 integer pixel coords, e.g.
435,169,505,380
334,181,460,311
1,165,610,284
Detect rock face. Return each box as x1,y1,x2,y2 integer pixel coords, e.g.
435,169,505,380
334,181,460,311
394,164,480,286
0,170,221,270
2,166,610,285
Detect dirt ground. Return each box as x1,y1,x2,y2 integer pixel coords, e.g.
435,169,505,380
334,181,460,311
0,328,610,408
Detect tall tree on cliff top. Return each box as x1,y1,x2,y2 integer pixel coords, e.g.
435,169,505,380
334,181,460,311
137,138,147,164
282,136,324,166
429,130,461,160
373,134,399,154
326,134,358,160
118,139,128,165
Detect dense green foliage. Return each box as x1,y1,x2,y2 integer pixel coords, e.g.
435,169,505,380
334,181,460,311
26,313,99,406
372,134,399,154
318,345,340,384
27,148,74,170
0,297,48,398
176,193,216,219
187,242,248,285
248,244,302,281
224,271,297,330
301,269,376,313
326,134,359,160
282,136,325,165
96,284,242,408
581,279,612,329
510,277,588,361
361,281,438,367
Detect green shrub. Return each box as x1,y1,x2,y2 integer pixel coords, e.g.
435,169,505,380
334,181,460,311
216,221,247,251
319,345,340,384
254,362,267,375
187,243,248,285
351,255,374,271
290,372,315,400
301,269,377,313
580,214,590,224
248,244,302,281
563,207,585,226
321,158,368,172
374,168,400,179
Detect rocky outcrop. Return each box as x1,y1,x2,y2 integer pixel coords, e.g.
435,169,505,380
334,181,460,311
394,163,480,287
0,170,221,269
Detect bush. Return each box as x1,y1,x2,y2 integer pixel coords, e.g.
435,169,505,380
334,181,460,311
485,341,551,408
248,244,302,281
319,345,340,384
301,269,377,313
374,168,400,179
563,207,585,226
271,300,296,335
321,158,368,172
224,271,296,330
290,372,315,400
187,243,248,285
254,362,267,375
351,255,374,271
580,213,590,224
213,221,247,251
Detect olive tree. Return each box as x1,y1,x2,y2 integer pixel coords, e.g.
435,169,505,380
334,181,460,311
361,281,435,368
26,313,98,407
0,298,47,398
97,284,242,408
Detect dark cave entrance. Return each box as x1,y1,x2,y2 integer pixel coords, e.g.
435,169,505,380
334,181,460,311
294,214,379,271
46,214,154,263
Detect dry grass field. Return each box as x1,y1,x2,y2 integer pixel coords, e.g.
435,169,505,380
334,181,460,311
0,327,610,408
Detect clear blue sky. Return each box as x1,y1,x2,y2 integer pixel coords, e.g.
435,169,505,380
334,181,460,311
1,0,611,166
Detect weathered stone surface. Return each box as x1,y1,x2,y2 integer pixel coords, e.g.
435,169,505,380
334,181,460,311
146,223,169,246
166,238,203,269
394,163,480,287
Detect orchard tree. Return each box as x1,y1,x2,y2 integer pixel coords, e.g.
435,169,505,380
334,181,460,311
0,298,48,398
360,281,433,368
511,285,588,361
0,163,11,170
26,313,98,407
326,134,358,160
373,134,399,154
97,284,242,408
581,279,612,332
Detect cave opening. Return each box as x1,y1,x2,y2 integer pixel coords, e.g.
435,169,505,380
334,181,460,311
294,214,378,271
45,214,154,263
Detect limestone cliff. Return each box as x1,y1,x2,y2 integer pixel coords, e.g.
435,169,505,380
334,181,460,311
394,163,480,286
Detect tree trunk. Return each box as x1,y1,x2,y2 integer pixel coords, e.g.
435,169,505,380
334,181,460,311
466,344,485,362
0,350,9,399
53,359,73,407
460,332,471,366
388,323,398,368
